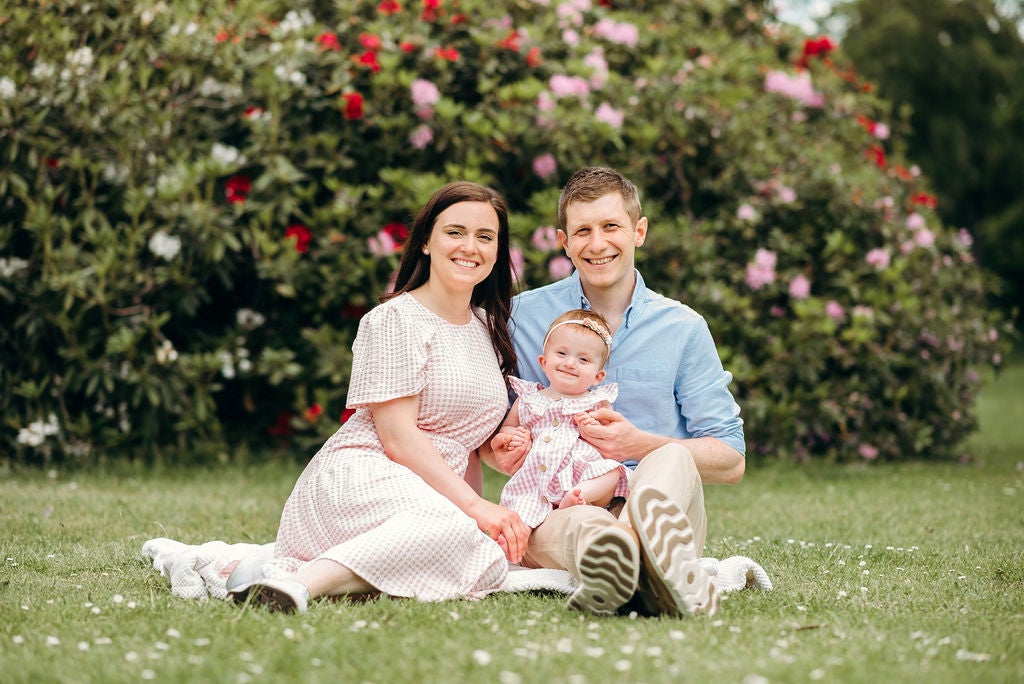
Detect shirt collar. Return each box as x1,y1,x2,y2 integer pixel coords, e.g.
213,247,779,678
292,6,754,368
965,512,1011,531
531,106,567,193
571,269,649,330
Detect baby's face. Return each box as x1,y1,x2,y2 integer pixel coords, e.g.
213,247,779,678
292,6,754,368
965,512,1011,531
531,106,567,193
538,325,607,395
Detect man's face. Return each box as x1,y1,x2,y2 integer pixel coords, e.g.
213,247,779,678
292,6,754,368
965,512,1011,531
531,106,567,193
559,192,647,292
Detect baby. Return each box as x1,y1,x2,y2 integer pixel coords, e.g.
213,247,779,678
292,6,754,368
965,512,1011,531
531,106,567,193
491,309,628,528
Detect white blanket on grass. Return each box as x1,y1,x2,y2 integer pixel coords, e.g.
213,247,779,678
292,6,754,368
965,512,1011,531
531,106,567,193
141,537,772,602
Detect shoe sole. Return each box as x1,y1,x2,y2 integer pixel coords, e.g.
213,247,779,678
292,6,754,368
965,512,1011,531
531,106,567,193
229,580,306,614
628,485,720,617
566,525,640,616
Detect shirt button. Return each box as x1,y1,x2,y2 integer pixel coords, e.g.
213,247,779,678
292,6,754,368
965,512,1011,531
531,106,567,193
554,397,562,402
539,464,547,472
543,435,552,443
541,496,549,504
552,419,560,427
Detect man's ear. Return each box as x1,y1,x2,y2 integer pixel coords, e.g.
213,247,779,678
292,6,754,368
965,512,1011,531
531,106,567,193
557,229,569,251
634,216,648,248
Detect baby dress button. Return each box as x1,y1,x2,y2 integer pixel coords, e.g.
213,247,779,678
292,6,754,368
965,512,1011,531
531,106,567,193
552,419,560,427
539,464,547,472
543,435,552,443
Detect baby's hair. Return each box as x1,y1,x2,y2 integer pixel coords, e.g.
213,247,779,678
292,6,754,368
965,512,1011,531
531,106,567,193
542,309,613,366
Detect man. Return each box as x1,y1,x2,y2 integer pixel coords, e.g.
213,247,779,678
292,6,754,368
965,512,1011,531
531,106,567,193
502,166,745,617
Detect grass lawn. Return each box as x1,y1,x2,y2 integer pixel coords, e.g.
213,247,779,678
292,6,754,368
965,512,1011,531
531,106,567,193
2,360,1022,683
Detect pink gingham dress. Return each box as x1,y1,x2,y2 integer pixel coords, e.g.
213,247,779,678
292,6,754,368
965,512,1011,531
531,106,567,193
499,377,629,528
270,293,510,600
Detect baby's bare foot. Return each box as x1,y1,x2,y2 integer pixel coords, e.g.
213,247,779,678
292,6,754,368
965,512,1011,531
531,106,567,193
560,488,587,508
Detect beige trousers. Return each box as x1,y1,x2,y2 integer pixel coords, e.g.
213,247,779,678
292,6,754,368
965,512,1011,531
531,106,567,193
521,443,706,579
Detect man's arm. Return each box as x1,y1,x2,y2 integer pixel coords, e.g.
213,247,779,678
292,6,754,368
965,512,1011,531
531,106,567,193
575,407,744,484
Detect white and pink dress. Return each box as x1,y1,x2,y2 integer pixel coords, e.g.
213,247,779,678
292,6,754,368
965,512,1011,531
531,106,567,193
268,293,510,600
500,377,629,528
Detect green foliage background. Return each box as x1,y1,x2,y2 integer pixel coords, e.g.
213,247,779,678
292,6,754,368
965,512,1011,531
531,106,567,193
840,0,1024,326
0,0,1012,466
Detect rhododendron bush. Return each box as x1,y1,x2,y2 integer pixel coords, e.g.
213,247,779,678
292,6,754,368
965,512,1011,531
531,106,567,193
0,0,1011,465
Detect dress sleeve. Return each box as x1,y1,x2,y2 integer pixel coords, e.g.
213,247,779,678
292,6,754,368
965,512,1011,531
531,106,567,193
346,301,431,408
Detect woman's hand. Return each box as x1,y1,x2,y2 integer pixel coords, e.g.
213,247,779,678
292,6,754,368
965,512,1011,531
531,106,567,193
466,498,531,564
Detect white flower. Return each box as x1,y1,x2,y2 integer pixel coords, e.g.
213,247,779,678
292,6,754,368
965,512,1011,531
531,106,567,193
156,340,178,365
210,143,243,167
236,308,265,330
16,414,60,447
472,650,492,665
46,636,61,646
0,257,29,278
0,76,16,99
31,62,56,80
66,47,94,76
148,230,181,261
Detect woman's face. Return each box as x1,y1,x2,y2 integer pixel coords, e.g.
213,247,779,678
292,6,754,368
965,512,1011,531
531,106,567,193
424,201,501,293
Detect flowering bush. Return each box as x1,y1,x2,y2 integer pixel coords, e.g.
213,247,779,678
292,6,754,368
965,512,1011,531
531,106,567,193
0,0,1011,465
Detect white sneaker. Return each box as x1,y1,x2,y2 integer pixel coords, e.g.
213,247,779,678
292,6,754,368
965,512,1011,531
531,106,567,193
225,544,276,594
628,485,720,617
229,578,309,614
567,523,640,616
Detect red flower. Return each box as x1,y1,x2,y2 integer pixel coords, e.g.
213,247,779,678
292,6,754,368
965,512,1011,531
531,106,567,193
798,36,836,67
378,0,401,15
317,32,342,51
342,92,365,119
45,157,61,170
526,46,542,68
450,13,467,24
400,41,418,52
866,144,887,169
893,165,914,181
382,222,409,246
421,0,442,22
286,224,312,253
856,114,877,135
911,192,938,208
269,411,294,437
359,33,382,51
303,403,324,423
499,30,521,52
356,50,382,72
340,408,356,424
215,29,231,43
434,46,460,61
225,174,251,204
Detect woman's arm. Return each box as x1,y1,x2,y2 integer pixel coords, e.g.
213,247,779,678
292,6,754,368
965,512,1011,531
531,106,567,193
371,395,531,561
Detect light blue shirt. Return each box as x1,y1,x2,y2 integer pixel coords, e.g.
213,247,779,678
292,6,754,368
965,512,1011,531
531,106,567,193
510,270,745,457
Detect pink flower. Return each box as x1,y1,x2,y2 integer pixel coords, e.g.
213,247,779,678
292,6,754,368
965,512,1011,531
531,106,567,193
409,124,433,149
825,300,845,321
531,225,560,251
410,79,440,108
764,70,824,108
852,305,874,319
873,122,890,139
788,274,811,300
865,248,890,270
593,18,639,47
858,444,879,460
562,29,580,47
536,91,556,112
905,213,926,230
549,74,590,98
736,203,757,221
367,232,395,257
548,255,574,280
778,186,797,203
595,102,624,128
745,249,777,290
958,229,973,247
532,153,557,179
914,228,935,247
510,246,525,281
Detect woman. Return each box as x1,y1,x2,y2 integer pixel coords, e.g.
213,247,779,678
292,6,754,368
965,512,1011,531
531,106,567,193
227,182,531,613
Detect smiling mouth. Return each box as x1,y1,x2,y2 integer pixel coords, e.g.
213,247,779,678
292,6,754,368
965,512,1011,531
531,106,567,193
586,255,616,265
452,259,478,268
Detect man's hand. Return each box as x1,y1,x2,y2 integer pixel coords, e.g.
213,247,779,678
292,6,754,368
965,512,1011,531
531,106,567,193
575,406,661,462
489,426,531,475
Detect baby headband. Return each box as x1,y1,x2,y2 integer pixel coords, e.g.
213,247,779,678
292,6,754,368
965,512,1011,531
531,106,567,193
542,318,613,350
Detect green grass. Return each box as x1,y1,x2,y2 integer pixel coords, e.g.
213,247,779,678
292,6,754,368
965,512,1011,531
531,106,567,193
2,361,1022,683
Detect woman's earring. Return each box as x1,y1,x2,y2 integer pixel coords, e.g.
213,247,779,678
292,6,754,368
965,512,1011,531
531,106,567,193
422,247,429,255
